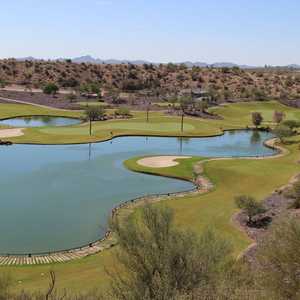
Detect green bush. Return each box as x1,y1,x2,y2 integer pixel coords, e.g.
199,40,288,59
235,195,266,225
282,120,300,129
272,124,294,142
43,83,59,95
115,107,131,117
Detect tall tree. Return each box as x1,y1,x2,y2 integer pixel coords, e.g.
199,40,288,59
43,83,59,97
251,112,263,128
179,96,193,132
273,111,285,124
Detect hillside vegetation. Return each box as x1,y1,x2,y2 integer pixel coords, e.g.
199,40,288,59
1,59,300,101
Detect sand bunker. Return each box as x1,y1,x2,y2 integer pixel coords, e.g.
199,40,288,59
0,128,24,138
137,156,191,168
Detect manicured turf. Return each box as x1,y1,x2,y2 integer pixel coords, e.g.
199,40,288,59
124,156,203,181
0,103,81,120
1,101,300,294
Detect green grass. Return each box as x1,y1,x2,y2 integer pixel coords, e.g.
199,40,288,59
0,103,81,120
1,101,300,293
124,156,203,181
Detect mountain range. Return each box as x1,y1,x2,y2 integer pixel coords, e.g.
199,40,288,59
15,55,300,69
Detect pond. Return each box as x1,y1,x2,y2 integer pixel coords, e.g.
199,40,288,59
0,116,81,127
0,130,276,254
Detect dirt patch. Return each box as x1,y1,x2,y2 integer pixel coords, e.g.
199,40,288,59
137,156,191,168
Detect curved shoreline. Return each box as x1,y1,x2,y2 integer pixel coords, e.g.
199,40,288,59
0,136,286,266
10,125,267,146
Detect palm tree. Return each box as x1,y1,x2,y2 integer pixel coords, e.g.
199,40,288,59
179,96,193,132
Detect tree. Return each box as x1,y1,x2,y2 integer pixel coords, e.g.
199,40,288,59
115,107,131,118
84,106,105,135
0,79,6,88
272,124,293,142
145,100,151,122
107,205,233,300
251,112,263,128
66,93,77,103
252,88,267,101
235,195,266,225
43,83,59,96
167,97,178,112
195,100,208,113
273,111,285,124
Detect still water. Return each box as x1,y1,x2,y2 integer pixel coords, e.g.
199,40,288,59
0,116,81,127
0,130,275,254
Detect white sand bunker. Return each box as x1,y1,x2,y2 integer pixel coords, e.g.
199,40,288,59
0,128,24,138
137,156,191,168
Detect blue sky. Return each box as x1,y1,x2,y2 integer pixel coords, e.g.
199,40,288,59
1,0,299,65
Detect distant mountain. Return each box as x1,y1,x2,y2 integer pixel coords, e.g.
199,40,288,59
13,55,300,69
180,61,209,68
16,56,39,61
70,56,259,69
286,64,300,69
71,55,152,65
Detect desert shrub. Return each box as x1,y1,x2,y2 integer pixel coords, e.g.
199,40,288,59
0,79,6,88
115,107,131,117
43,82,59,96
65,93,77,102
252,88,267,101
255,216,300,299
107,205,233,300
235,195,266,225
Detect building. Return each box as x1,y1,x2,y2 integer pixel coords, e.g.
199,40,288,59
179,88,211,102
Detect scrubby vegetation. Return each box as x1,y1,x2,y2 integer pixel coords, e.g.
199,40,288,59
235,195,266,225
1,59,300,102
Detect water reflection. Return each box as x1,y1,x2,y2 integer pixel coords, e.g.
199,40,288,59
177,137,191,153
0,116,81,127
88,143,92,160
250,130,261,145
